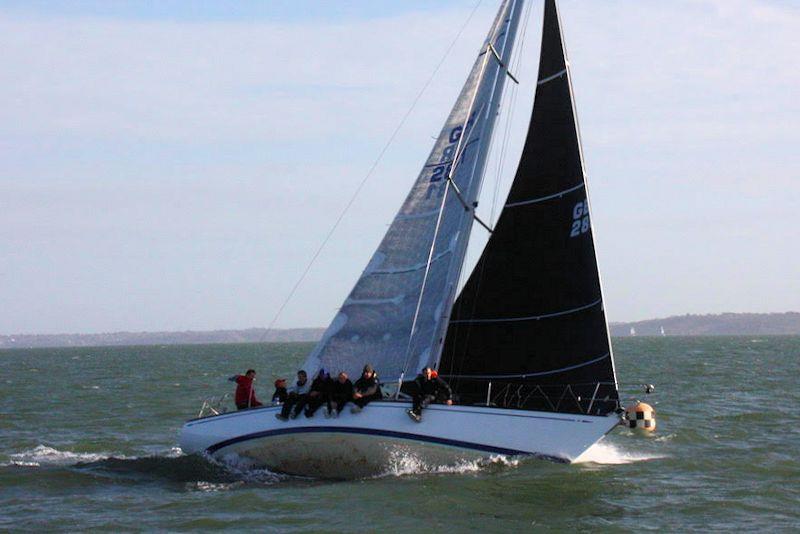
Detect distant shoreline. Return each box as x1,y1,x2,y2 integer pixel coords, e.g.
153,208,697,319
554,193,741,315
0,327,324,350
608,312,800,337
2,312,798,349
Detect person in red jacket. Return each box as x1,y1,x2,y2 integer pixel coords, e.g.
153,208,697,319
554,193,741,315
228,369,263,410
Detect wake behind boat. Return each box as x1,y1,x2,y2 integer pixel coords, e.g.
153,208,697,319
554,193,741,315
180,0,626,478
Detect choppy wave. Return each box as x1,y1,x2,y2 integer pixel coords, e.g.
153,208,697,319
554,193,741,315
378,450,520,478
380,443,663,474
2,445,284,487
574,442,667,465
186,480,243,492
3,445,123,467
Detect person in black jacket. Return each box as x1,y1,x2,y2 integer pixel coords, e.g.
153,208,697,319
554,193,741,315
351,364,382,413
271,378,288,405
327,371,354,417
304,369,332,417
407,367,452,422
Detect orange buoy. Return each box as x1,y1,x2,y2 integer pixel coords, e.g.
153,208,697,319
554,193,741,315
625,401,656,432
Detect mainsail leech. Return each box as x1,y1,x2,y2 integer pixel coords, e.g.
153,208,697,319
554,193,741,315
304,0,525,383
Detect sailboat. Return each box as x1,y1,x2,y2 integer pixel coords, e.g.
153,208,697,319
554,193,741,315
180,0,622,478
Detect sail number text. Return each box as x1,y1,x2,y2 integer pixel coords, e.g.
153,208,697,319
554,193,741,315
427,111,477,197
570,199,590,238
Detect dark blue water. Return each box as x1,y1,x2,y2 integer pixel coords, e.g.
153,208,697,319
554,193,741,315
1,337,798,531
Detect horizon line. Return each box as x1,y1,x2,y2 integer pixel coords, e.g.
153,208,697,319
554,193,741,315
3,310,799,338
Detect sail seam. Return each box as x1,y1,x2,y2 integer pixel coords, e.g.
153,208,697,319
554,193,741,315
396,209,440,221
370,249,452,275
344,295,404,307
443,352,610,379
537,68,567,85
449,298,602,324
504,182,585,208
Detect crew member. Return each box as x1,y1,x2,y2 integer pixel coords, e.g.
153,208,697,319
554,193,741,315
276,370,310,420
228,369,263,410
304,369,332,417
407,366,452,422
429,370,451,403
271,378,288,404
351,364,382,413
328,371,354,417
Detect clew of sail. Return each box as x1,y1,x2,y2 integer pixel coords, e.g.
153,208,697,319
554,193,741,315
440,0,620,416
304,0,525,383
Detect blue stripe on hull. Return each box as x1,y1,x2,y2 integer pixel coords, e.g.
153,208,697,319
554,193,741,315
186,402,596,426
205,425,567,463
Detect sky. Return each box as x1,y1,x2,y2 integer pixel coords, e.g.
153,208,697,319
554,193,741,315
1,0,799,335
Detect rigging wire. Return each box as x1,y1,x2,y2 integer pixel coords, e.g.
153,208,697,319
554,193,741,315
257,0,486,342
488,0,533,226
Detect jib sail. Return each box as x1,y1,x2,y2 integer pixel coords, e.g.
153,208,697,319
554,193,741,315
439,0,619,416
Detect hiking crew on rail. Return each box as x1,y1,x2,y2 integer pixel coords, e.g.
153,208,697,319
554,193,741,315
407,366,453,422
230,364,453,421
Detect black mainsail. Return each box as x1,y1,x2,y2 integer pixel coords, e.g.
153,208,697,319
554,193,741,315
439,0,619,416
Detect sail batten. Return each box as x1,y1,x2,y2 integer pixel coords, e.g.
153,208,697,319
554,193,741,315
449,298,602,324
303,0,525,383
504,182,585,207
439,0,619,416
537,68,567,85
445,352,611,379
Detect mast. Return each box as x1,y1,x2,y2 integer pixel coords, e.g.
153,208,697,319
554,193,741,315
439,0,619,416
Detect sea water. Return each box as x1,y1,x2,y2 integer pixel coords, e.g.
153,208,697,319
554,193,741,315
1,337,798,531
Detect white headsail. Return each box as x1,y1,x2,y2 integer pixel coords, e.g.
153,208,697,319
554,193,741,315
304,0,525,382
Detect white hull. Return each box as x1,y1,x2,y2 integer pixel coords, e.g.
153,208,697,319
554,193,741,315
179,402,619,478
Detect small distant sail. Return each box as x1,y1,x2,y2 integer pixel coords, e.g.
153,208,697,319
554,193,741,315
660,326,666,336
630,327,637,337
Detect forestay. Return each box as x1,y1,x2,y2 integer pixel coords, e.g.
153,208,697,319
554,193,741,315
304,0,525,382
